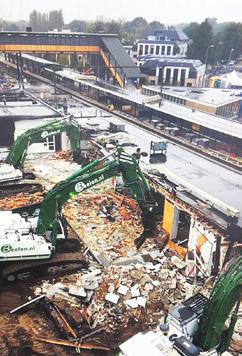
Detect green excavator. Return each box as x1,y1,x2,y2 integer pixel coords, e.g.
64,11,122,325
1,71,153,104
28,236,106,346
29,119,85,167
0,147,163,282
6,116,80,169
163,254,242,355
0,116,81,197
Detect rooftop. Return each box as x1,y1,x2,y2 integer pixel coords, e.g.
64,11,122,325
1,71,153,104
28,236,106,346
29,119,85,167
0,90,61,119
141,57,203,68
144,85,242,106
154,28,189,42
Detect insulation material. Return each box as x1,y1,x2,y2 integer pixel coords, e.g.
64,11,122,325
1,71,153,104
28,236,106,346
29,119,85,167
162,199,179,240
186,218,216,277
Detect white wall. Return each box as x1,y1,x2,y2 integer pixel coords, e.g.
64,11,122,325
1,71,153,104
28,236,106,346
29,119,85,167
186,218,217,277
14,118,57,154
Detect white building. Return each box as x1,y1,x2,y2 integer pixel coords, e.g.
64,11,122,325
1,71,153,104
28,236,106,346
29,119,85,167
0,90,64,155
141,58,205,87
133,28,189,60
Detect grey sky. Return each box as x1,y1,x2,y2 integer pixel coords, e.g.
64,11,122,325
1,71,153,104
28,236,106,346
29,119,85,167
1,0,241,23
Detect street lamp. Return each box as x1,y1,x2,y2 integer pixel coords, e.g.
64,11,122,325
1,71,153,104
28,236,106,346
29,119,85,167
214,41,223,65
204,44,215,67
228,48,234,64
203,44,214,87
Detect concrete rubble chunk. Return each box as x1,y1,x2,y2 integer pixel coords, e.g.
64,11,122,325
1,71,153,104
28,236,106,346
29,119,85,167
89,268,102,276
171,256,186,269
117,285,129,295
145,262,156,270
158,270,169,280
124,298,139,308
53,282,65,290
79,274,99,290
131,284,140,297
108,284,115,293
137,296,147,308
115,257,144,266
105,292,120,304
140,275,152,286
151,280,161,287
144,283,154,291
84,290,94,303
170,279,177,289
68,286,87,298
34,287,42,296
149,250,163,259
154,264,161,272
134,262,144,269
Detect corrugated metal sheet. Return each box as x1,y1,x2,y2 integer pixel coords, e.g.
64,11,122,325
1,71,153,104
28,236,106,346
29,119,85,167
101,37,140,79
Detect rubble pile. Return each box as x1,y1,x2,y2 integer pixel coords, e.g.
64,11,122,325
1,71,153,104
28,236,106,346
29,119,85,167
25,154,81,186
0,191,43,210
31,250,204,352
65,194,143,263
53,150,73,161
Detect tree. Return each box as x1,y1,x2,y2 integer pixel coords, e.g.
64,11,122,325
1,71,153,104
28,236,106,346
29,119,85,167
185,19,214,63
29,10,39,31
106,20,122,36
145,21,164,36
48,9,64,31
216,23,242,62
124,17,148,37
69,20,87,32
89,20,106,33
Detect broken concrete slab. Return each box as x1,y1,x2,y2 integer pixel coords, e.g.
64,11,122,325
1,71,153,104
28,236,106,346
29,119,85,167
171,256,186,269
137,296,147,308
105,293,120,304
131,285,140,298
151,280,161,287
68,286,87,298
124,298,139,308
117,285,129,296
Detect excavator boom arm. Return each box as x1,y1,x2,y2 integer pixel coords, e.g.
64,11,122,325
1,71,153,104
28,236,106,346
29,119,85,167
196,256,242,351
6,117,80,168
36,148,159,245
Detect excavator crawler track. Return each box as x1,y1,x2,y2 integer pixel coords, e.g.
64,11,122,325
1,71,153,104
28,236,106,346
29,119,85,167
0,181,42,198
1,252,89,283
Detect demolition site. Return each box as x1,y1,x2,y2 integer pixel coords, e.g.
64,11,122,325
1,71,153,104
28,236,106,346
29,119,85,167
0,30,241,356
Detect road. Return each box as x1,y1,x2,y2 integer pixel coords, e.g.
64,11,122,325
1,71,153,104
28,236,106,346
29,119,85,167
77,110,242,225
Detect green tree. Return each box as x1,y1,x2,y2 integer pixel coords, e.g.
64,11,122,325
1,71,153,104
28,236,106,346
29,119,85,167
106,20,122,36
185,19,214,63
29,10,40,31
124,17,148,37
69,20,87,32
216,23,242,62
48,9,64,31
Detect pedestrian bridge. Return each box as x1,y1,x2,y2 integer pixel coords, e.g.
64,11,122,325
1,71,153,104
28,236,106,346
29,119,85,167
0,31,139,87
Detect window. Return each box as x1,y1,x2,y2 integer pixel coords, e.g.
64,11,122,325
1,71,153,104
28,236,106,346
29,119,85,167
156,45,160,55
180,69,186,86
46,135,55,151
167,46,171,55
173,69,179,85
165,68,171,84
145,45,149,55
150,45,154,55
161,46,165,55
139,45,143,55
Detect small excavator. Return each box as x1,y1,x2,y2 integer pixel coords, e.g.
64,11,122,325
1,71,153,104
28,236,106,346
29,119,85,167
0,116,81,197
120,256,241,355
163,255,242,355
0,148,163,282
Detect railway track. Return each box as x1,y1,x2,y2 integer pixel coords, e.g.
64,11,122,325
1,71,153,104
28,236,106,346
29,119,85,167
1,60,242,172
